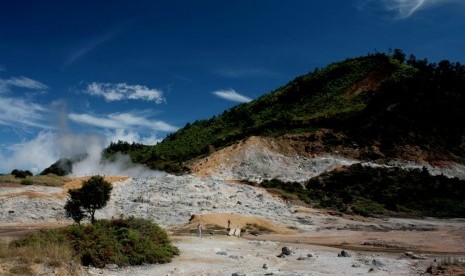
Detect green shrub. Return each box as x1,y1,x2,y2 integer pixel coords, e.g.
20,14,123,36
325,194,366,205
20,179,33,185
11,218,179,268
352,198,384,216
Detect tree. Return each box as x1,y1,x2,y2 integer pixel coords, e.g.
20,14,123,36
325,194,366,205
64,175,112,224
64,189,86,224
392,48,406,63
11,169,33,178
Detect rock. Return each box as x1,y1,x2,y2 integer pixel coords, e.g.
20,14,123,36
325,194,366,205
337,250,351,257
216,251,228,255
282,246,293,255
297,256,307,261
307,253,315,258
351,263,361,268
232,272,246,276
404,251,425,259
368,267,379,273
372,259,384,267
106,264,118,270
262,263,268,269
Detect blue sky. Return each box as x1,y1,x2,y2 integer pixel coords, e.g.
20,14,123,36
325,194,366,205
1,0,465,173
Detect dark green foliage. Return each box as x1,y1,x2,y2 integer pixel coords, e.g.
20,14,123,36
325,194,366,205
258,165,465,217
305,164,465,217
11,218,179,268
65,175,112,224
348,54,465,158
40,158,73,176
64,189,86,224
65,219,179,267
20,179,33,185
260,179,311,204
11,169,33,178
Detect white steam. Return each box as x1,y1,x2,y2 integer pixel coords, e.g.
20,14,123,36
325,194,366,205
71,136,165,177
0,129,164,177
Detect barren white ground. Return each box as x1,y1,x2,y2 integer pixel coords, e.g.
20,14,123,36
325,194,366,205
2,174,465,275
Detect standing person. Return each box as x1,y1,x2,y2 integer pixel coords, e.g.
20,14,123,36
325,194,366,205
227,219,231,231
197,223,202,238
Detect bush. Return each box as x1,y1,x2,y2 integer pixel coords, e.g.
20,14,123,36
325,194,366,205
13,218,179,268
20,179,33,185
11,169,33,178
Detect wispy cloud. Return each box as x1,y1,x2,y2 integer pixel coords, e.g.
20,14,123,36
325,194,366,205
68,111,178,132
212,89,252,103
0,97,51,129
85,82,166,103
0,76,48,93
357,0,464,19
64,32,116,68
217,68,279,79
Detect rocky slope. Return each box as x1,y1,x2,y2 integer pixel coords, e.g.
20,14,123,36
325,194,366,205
189,135,465,183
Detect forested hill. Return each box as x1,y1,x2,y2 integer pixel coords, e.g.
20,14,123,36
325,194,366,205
98,51,465,174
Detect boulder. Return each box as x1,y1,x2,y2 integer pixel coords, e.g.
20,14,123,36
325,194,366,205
337,250,351,257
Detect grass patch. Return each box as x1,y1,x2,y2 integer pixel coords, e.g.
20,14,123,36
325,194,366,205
0,174,69,187
0,239,81,275
9,265,33,275
243,223,274,235
11,218,179,268
351,198,384,216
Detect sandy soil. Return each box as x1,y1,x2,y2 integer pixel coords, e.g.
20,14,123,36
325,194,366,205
62,176,128,191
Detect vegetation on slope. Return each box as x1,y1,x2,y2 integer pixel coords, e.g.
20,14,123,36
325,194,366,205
260,164,465,217
102,50,465,173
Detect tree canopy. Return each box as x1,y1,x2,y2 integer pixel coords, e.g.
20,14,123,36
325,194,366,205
65,175,112,224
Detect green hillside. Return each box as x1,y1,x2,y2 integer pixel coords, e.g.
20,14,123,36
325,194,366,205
257,164,465,217
101,51,465,173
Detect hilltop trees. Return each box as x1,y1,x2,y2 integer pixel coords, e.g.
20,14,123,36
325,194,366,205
65,175,112,224
11,169,33,178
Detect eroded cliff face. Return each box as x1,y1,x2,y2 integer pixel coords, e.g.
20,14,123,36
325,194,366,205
188,133,465,183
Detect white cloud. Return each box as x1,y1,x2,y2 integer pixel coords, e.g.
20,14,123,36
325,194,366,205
358,0,464,19
85,82,165,103
212,89,252,103
0,76,48,93
105,129,161,145
0,97,51,129
69,111,178,132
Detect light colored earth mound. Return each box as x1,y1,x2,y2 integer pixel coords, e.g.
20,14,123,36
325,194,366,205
181,213,295,235
189,136,357,183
